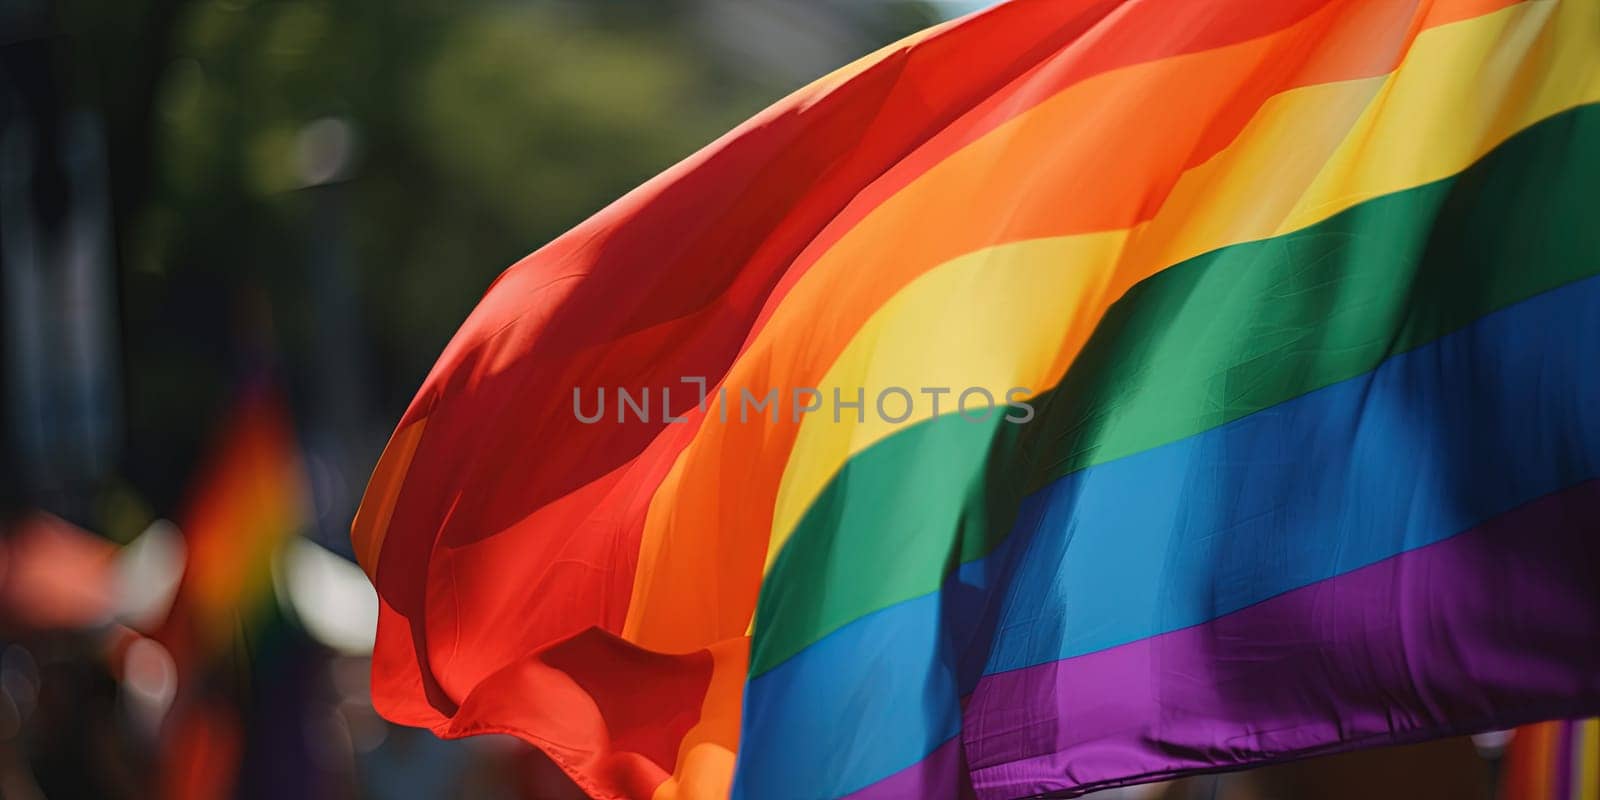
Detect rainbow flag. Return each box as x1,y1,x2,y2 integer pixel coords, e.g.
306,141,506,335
157,387,309,800
162,387,309,657
353,1,1600,798
1503,719,1600,800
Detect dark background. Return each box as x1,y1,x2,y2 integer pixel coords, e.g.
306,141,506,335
1,0,950,546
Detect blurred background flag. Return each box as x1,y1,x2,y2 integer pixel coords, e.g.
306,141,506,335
355,0,1600,799
154,382,310,800
158,383,309,664
1501,719,1600,800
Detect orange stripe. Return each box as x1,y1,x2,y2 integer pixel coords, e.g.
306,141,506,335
622,0,1522,653
1508,721,1561,800
739,0,1363,339
649,638,749,800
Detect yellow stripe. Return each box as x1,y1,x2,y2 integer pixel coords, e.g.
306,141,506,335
764,0,1600,571
1579,719,1599,800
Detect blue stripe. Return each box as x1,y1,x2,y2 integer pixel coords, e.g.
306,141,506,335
735,532,1020,799
732,273,1600,799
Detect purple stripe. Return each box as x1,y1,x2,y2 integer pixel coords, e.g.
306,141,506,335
839,735,974,800
963,480,1600,800
1554,719,1576,800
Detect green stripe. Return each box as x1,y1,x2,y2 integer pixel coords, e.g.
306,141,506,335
750,102,1600,678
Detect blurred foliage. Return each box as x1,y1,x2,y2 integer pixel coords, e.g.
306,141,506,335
50,0,939,514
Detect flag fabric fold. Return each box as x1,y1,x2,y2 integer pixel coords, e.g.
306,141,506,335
354,0,1600,797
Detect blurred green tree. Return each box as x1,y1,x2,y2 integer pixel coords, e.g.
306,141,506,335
53,0,939,519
